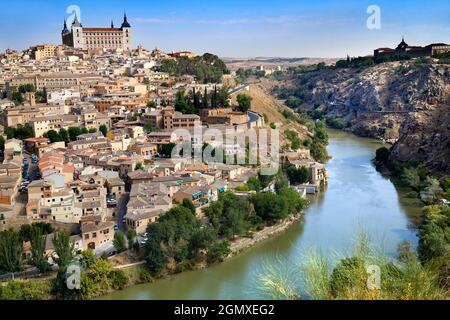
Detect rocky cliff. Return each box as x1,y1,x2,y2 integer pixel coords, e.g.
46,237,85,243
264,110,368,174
278,62,450,175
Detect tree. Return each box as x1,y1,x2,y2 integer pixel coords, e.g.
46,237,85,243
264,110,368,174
207,241,231,264
30,227,51,273
274,171,289,194
202,87,209,109
99,125,108,137
189,228,217,256
147,100,157,108
425,177,443,201
135,163,145,171
126,229,137,250
236,93,252,112
204,192,250,239
402,167,421,190
59,128,69,144
43,130,64,143
250,192,289,223
174,90,196,114
181,199,196,215
145,206,201,275
246,177,261,192
375,147,390,164
52,231,75,270
161,143,176,158
278,187,308,215
68,127,82,141
286,165,310,184
113,231,127,253
81,249,96,268
19,223,54,242
0,230,23,272
0,135,5,151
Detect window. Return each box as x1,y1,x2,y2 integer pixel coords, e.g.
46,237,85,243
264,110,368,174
84,234,90,240
93,232,97,238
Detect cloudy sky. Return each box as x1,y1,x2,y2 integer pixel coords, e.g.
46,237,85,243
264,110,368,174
0,0,449,58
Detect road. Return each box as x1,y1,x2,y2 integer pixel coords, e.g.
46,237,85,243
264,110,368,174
117,193,130,232
228,83,250,96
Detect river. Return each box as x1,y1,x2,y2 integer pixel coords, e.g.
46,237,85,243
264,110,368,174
101,130,423,300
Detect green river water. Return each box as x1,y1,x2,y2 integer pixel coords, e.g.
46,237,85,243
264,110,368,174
101,130,423,300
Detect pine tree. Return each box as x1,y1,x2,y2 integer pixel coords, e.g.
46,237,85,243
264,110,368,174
202,87,209,109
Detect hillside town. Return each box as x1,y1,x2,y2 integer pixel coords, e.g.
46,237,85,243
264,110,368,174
0,14,327,268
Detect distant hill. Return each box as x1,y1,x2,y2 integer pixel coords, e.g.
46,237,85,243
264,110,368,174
223,57,339,71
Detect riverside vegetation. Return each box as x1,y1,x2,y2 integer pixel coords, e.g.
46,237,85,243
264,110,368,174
0,169,308,300
257,234,448,300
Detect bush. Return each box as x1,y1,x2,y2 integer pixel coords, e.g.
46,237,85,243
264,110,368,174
138,268,154,283
375,147,391,164
0,280,52,300
326,117,346,129
207,241,231,264
110,269,129,290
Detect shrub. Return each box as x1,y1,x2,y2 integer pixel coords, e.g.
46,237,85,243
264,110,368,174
138,268,154,283
375,147,390,164
110,269,129,290
0,280,52,300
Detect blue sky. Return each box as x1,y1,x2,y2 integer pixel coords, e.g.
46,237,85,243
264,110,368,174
0,0,449,57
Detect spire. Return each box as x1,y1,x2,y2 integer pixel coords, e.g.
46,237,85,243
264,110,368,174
121,12,131,28
72,12,81,28
111,20,114,28
62,18,69,34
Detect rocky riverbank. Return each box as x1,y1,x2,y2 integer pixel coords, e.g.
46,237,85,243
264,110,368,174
228,214,302,257
273,61,450,176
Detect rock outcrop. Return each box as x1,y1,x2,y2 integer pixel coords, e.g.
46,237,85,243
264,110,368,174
282,62,450,175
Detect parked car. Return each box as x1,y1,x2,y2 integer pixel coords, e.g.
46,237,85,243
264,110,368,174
107,251,117,257
114,224,119,231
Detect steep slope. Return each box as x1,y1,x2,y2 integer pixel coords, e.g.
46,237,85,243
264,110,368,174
274,62,450,175
231,82,313,146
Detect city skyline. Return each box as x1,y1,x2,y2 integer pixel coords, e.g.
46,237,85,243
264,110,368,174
0,0,450,58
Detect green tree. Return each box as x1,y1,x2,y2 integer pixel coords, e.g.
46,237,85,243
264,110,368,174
161,143,176,158
99,125,108,137
147,100,157,108
402,167,421,190
59,128,69,144
375,147,390,164
207,240,231,264
81,249,96,268
202,87,209,109
246,177,261,192
250,192,289,224
30,227,51,273
0,230,23,272
135,163,145,171
278,187,308,215
236,93,252,112
113,231,127,253
43,130,64,143
425,177,443,201
181,199,196,215
126,229,137,250
52,231,75,270
286,165,310,184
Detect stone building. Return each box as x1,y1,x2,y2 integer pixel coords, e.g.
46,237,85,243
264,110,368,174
62,13,132,51
374,38,450,60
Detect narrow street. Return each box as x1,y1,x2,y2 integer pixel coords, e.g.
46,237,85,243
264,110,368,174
117,193,129,233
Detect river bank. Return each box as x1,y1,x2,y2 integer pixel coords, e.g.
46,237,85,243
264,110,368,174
100,130,421,300
228,214,303,258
